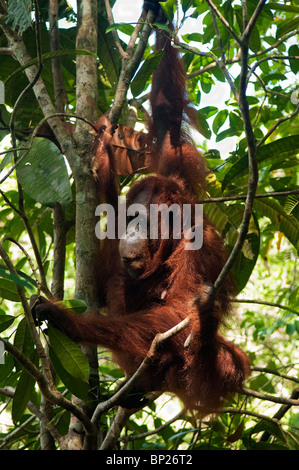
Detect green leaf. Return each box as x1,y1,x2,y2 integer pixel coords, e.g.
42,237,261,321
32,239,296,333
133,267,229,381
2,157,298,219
49,348,89,401
58,299,88,315
0,351,14,384
160,0,176,22
131,51,164,97
0,266,36,291
276,17,299,39
249,24,261,53
182,32,203,43
231,229,260,293
254,198,299,250
6,0,32,35
0,314,14,333
13,318,34,371
212,109,228,134
268,2,299,14
288,45,299,74
181,0,193,13
98,15,121,90
197,110,211,139
16,138,72,208
105,23,134,35
0,105,10,142
48,325,89,383
250,420,286,443
0,278,19,302
12,350,39,424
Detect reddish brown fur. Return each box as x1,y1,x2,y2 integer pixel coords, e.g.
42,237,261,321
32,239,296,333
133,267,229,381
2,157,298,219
35,5,250,414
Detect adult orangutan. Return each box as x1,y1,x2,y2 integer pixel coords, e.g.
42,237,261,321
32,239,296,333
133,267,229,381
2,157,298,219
32,1,250,414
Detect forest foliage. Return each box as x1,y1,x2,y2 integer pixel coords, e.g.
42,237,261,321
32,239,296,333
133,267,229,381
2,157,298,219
0,0,298,450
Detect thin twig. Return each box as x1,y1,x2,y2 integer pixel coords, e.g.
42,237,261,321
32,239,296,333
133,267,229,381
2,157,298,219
187,30,299,79
104,0,126,58
0,47,12,54
257,104,299,148
2,236,42,293
127,14,146,55
247,55,299,85
109,8,156,124
208,5,239,100
119,411,183,442
240,387,299,406
230,298,299,316
199,189,299,204
100,407,132,450
252,367,299,384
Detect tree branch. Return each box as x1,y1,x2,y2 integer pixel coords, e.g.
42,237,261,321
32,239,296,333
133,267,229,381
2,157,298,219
199,189,299,204
213,19,259,295
258,388,299,442
204,0,241,44
252,367,299,385
230,298,299,316
0,240,53,379
48,0,68,113
100,407,132,450
242,0,267,40
240,387,299,407
0,10,75,167
109,9,156,124
104,0,126,58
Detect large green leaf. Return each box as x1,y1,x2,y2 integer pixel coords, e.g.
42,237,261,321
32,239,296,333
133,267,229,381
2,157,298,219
253,197,299,250
12,350,39,424
16,138,72,208
231,224,260,293
204,182,260,292
268,2,299,13
160,0,176,22
49,348,89,401
0,278,19,302
0,266,36,291
288,45,299,74
276,17,299,39
222,135,299,190
58,299,88,315
98,14,121,90
0,314,15,333
13,318,35,372
131,50,164,97
48,325,90,383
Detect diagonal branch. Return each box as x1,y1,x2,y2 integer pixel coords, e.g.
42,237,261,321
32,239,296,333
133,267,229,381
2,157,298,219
104,0,126,58
204,0,241,45
91,316,191,425
109,9,156,124
242,0,267,40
